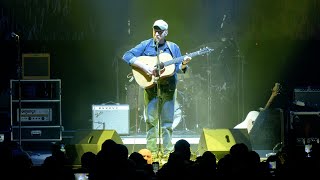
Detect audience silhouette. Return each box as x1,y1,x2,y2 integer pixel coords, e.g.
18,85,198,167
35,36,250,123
1,137,320,179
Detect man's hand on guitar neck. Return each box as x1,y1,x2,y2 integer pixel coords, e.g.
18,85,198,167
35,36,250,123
181,56,191,70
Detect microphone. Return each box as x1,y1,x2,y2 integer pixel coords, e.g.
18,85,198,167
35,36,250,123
11,32,19,38
220,14,226,29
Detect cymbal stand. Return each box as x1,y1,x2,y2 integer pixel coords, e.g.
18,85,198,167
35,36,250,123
231,37,245,122
206,53,213,128
179,91,195,133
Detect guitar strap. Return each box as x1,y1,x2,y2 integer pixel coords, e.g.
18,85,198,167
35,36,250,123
165,41,176,58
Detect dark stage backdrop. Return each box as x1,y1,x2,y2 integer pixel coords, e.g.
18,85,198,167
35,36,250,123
1,0,320,133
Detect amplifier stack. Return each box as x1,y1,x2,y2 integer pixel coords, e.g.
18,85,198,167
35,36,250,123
10,79,62,142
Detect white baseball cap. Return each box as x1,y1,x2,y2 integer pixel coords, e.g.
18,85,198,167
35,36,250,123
153,19,168,30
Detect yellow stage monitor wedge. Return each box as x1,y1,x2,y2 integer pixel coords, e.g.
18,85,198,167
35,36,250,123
22,53,50,79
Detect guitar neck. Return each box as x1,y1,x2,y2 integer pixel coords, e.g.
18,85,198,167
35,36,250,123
262,83,280,110
163,51,206,67
264,96,275,110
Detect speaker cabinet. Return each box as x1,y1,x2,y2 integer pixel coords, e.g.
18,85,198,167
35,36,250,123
66,130,123,165
198,128,251,160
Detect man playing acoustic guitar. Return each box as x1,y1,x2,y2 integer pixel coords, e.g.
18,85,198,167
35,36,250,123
122,19,191,162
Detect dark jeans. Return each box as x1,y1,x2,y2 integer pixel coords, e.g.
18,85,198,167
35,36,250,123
144,82,176,156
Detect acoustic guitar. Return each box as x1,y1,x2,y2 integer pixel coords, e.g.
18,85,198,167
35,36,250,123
132,47,213,89
234,82,281,133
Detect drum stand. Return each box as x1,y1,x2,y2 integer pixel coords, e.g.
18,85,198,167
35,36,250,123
177,91,195,134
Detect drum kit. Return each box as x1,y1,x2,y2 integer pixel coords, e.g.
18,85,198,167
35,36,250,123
173,40,234,131
173,68,207,132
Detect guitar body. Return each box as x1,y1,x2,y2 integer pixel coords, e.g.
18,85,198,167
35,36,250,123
132,53,176,89
234,111,259,133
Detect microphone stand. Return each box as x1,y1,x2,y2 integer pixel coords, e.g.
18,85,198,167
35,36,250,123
13,33,24,152
154,40,163,162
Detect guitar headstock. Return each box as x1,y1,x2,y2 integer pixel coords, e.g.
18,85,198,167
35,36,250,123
198,47,214,56
183,47,214,60
271,83,281,97
263,82,281,110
